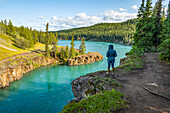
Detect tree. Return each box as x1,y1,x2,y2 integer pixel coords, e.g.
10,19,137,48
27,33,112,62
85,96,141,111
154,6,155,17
70,33,75,58
45,22,50,57
53,32,58,58
65,44,69,58
4,19,7,34
79,37,86,54
138,0,145,18
33,29,38,44
6,20,16,37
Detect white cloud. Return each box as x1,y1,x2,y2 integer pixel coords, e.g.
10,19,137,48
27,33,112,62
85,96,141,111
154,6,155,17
102,10,137,22
131,5,138,10
23,10,137,31
119,8,127,12
49,12,103,30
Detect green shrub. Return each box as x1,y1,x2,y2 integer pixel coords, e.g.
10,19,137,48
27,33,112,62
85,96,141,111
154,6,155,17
126,46,144,57
13,36,30,49
60,89,127,113
158,39,170,61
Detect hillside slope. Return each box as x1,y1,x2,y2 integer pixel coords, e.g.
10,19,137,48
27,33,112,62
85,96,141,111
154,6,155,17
56,19,138,45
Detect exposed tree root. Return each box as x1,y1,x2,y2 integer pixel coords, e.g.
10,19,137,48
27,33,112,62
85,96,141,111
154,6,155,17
142,86,170,100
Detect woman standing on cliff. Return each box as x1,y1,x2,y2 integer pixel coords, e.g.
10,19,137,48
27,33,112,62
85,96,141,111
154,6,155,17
106,44,117,75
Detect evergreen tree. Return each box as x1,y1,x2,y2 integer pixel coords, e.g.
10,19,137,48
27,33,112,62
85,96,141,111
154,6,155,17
45,23,50,57
138,0,145,18
60,48,66,60
32,30,38,44
79,37,86,54
6,20,16,37
4,19,7,34
70,33,75,58
53,32,58,58
65,44,69,58
25,28,33,47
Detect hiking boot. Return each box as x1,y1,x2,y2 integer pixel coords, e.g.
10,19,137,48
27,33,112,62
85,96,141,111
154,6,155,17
111,68,115,75
106,68,110,75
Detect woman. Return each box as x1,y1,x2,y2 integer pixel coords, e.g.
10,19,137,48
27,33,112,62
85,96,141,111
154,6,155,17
106,44,117,75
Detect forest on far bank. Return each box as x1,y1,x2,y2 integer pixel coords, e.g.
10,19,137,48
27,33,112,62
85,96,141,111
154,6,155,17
55,19,138,45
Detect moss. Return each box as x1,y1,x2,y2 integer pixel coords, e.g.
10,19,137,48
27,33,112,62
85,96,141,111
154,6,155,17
61,89,127,113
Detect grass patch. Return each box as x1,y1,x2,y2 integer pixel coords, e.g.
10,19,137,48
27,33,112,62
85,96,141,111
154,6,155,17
0,46,24,61
117,56,144,72
60,89,127,113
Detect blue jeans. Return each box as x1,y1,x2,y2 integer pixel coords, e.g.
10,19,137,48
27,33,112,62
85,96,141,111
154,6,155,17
108,60,115,68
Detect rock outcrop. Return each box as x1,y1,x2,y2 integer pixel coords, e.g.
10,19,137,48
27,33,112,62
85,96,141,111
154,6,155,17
0,54,57,88
71,72,119,101
67,52,103,66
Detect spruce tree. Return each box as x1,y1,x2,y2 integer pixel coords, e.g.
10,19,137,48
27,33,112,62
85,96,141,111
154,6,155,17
65,45,69,58
158,1,170,60
79,37,86,54
53,32,58,58
4,19,7,34
45,23,50,57
70,33,75,58
6,20,16,37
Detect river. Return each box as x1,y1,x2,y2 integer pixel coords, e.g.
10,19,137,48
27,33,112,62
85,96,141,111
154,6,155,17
0,40,131,113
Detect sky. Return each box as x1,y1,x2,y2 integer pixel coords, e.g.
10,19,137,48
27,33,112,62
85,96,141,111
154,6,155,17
0,0,169,31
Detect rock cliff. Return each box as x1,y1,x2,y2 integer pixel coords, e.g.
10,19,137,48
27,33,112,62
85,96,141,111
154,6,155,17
0,54,57,88
71,72,120,101
67,52,103,66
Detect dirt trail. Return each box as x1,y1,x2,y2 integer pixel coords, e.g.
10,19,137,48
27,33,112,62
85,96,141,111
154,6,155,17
0,52,37,63
97,53,170,113
0,44,17,51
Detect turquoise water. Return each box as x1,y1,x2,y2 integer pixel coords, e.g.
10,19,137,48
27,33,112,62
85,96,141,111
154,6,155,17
0,41,131,113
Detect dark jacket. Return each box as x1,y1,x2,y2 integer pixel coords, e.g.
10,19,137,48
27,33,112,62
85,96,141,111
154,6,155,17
106,45,117,62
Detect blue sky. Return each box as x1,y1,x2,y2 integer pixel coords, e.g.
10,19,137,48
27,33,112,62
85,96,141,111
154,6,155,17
0,0,169,31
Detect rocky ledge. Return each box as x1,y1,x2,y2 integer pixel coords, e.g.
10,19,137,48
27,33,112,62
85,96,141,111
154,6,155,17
67,52,103,66
71,71,120,101
0,53,57,88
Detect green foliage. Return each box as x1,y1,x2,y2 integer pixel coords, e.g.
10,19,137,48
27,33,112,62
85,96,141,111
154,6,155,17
45,23,50,57
0,20,46,49
60,89,127,113
65,45,69,58
133,0,166,53
13,36,30,49
158,38,170,61
118,56,144,72
56,19,138,44
127,46,144,57
70,33,75,58
79,37,86,54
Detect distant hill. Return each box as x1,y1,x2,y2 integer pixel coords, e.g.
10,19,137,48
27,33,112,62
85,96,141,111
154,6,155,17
55,19,138,45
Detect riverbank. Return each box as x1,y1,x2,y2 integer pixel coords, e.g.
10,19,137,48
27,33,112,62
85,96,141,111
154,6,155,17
0,52,57,88
0,50,103,88
61,52,170,112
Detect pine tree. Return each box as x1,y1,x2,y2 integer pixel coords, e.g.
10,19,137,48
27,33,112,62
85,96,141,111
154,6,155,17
138,0,145,18
33,29,38,44
45,23,50,57
70,33,75,58
53,32,58,58
6,20,16,37
79,37,86,54
4,19,7,34
65,45,69,58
